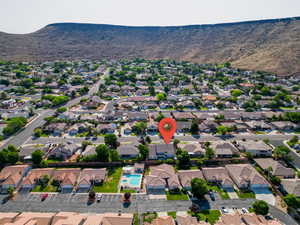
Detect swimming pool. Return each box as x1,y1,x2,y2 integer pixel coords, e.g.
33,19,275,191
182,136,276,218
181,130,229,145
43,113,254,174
121,174,142,189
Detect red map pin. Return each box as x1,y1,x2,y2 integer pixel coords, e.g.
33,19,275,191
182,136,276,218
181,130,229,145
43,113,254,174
159,117,176,144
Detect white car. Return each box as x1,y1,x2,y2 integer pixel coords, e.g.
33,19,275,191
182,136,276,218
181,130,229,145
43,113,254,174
221,207,229,213
96,194,102,202
241,208,249,213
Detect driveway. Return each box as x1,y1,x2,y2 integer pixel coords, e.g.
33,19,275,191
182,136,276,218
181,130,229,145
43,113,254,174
252,188,275,206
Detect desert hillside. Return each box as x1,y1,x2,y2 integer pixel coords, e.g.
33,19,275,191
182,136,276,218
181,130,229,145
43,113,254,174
0,17,300,75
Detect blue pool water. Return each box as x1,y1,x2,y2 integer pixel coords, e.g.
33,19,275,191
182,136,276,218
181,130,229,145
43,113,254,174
122,174,142,187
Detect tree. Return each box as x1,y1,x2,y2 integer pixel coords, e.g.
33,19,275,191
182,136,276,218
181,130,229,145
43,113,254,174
156,92,167,101
3,117,27,137
31,149,44,165
173,139,180,149
57,107,67,113
216,125,229,135
205,147,215,159
132,122,147,136
190,121,199,135
155,112,165,122
148,86,155,96
288,136,299,147
252,200,269,215
104,134,118,148
284,194,300,209
110,149,120,162
95,144,110,162
34,128,42,137
274,145,291,161
138,144,149,160
124,192,131,202
270,176,281,186
7,186,15,198
177,150,191,169
191,178,209,199
231,89,243,97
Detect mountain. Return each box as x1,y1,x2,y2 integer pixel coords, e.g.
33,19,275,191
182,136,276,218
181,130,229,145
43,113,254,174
0,17,300,75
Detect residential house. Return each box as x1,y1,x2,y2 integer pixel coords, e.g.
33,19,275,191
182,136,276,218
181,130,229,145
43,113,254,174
77,168,107,191
123,122,134,135
236,140,272,157
211,141,238,158
145,216,175,225
134,163,145,174
147,121,158,134
126,112,148,121
82,145,97,156
20,168,54,190
281,179,300,197
178,142,205,157
271,121,297,132
0,165,31,193
58,112,79,121
173,112,195,121
148,144,176,160
178,170,204,190
245,121,272,131
145,164,180,193
117,144,139,159
177,215,209,225
48,142,80,160
176,121,192,134
52,168,81,192
198,120,218,133
45,123,67,136
96,123,117,134
202,167,234,190
255,158,295,178
225,164,269,189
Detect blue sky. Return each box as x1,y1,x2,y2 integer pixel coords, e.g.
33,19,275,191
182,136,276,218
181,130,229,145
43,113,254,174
0,0,299,34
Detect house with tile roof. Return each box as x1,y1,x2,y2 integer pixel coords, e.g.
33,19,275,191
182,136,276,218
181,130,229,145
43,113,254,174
77,168,107,191
20,168,54,190
145,164,180,193
255,158,295,178
225,164,269,189
52,168,81,192
202,167,234,190
178,142,205,157
281,179,300,197
145,216,175,225
0,165,31,193
177,170,204,190
236,140,272,157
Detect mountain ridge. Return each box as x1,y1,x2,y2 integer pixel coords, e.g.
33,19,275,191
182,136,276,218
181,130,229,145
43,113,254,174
1,16,300,76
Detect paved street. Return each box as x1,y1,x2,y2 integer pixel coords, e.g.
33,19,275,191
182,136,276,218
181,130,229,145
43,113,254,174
0,193,297,224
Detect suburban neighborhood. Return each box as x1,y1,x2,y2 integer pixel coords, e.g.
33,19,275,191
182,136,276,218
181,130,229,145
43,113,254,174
1,59,300,225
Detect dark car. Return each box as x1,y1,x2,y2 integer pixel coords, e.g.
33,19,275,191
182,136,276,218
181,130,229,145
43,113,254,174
41,193,48,201
209,191,215,201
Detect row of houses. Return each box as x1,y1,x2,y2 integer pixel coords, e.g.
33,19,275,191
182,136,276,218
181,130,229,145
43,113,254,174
145,213,283,225
0,212,133,225
0,165,107,193
144,163,269,193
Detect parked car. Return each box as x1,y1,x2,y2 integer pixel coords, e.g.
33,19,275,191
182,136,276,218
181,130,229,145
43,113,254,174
209,191,215,201
41,193,48,201
96,194,102,202
221,207,229,214
242,208,249,213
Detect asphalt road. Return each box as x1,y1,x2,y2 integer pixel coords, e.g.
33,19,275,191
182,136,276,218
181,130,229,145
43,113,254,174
0,193,297,225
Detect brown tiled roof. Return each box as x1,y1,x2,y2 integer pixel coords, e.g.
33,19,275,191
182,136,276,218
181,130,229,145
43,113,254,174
281,179,300,196
52,168,81,186
22,168,54,186
177,170,204,187
78,168,107,186
202,167,233,186
254,158,295,177
225,164,269,187
149,216,175,225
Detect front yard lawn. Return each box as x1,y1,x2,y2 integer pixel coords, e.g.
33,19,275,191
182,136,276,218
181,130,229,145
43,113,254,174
166,190,189,200
93,167,122,193
143,212,157,223
208,185,230,200
167,212,176,219
236,190,255,198
31,184,58,192
189,210,221,224
120,189,137,193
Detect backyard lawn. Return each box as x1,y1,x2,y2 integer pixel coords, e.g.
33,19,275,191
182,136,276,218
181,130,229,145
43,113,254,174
143,212,157,223
236,190,255,198
190,210,221,224
208,185,230,200
120,189,137,193
166,190,189,200
93,167,122,193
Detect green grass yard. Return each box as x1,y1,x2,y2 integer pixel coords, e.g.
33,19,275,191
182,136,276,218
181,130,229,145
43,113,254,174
167,212,176,219
208,185,230,200
166,191,189,200
31,184,58,192
93,167,122,193
236,190,256,198
189,210,221,224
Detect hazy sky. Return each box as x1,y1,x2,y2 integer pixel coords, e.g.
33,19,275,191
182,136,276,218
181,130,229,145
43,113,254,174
1,0,299,34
